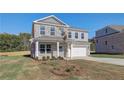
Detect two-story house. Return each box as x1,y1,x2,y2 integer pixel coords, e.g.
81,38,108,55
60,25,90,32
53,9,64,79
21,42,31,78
31,15,90,59
95,25,124,54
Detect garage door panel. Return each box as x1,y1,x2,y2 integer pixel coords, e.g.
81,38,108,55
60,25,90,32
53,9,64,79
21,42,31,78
72,47,87,57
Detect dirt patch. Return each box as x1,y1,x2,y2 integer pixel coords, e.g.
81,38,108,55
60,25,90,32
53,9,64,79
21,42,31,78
50,61,82,77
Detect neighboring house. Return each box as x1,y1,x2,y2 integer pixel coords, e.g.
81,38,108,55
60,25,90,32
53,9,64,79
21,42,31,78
95,25,124,54
31,15,90,59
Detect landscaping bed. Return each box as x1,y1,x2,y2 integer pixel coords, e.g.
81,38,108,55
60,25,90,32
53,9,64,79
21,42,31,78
0,56,124,80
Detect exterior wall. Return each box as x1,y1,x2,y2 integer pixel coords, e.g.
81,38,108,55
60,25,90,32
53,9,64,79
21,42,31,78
33,23,88,42
38,42,66,59
96,32,124,53
96,27,119,37
68,29,88,41
31,16,90,59
31,42,35,58
33,23,67,38
38,17,64,25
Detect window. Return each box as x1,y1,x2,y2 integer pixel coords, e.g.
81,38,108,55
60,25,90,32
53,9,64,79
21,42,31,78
105,41,107,45
68,32,72,38
75,32,78,39
96,40,98,43
51,26,55,35
111,45,114,49
40,44,45,53
81,33,84,39
46,44,51,53
105,28,108,33
40,26,45,35
59,46,63,52
60,27,64,36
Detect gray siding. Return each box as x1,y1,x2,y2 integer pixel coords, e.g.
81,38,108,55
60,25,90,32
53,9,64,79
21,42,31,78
96,32,124,53
38,17,64,25
38,42,65,59
33,23,67,38
68,29,88,41
96,27,120,37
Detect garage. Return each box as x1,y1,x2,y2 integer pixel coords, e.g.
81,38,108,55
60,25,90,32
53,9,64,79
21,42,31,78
71,46,87,57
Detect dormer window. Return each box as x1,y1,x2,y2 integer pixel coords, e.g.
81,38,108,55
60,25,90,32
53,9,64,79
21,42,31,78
40,26,45,35
51,26,55,35
75,32,78,39
81,33,84,39
68,32,72,38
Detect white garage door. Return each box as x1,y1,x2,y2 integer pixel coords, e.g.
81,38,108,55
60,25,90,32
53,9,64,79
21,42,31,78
71,47,87,57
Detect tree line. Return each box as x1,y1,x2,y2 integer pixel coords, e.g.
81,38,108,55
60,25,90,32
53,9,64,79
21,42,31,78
0,33,31,52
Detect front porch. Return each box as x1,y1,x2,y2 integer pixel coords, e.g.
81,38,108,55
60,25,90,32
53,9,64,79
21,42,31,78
31,36,90,59
31,36,71,59
35,41,68,59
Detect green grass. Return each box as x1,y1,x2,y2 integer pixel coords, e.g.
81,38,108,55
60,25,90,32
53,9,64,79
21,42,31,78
0,56,124,80
91,54,124,59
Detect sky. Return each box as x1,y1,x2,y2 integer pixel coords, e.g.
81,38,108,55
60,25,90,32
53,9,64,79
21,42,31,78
0,13,124,39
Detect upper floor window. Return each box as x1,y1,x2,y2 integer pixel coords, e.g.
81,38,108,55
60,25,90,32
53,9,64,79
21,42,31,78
105,41,108,45
40,26,45,35
60,27,64,36
81,33,84,39
96,40,98,43
68,32,72,38
105,28,108,33
50,26,55,35
75,32,78,39
111,45,114,49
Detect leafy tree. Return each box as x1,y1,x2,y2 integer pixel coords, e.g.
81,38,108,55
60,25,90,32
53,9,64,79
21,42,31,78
0,33,31,52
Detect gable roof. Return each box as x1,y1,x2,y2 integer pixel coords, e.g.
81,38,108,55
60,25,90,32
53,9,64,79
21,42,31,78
108,25,124,32
33,15,69,27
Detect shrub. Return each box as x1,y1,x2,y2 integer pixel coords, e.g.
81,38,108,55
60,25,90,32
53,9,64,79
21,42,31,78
47,56,50,60
57,56,64,60
42,56,46,61
51,56,57,60
65,68,71,72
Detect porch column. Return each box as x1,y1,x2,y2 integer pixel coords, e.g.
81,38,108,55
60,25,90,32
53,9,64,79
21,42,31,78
35,41,39,58
57,42,59,57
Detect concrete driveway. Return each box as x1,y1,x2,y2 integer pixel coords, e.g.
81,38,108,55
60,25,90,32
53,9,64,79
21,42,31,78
82,57,124,66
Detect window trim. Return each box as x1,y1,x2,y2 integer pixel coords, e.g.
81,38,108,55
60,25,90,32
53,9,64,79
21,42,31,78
105,28,108,33
68,32,72,38
96,40,98,43
40,26,45,35
75,32,78,39
39,44,45,53
59,46,63,52
50,26,55,35
46,44,51,53
81,33,84,39
111,45,114,49
60,27,64,36
105,41,108,45
39,44,51,54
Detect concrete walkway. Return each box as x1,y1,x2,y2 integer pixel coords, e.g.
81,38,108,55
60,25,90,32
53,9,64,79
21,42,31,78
81,57,124,66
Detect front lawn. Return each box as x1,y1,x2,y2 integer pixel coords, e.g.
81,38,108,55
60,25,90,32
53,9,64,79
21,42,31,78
91,53,124,59
0,56,124,80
